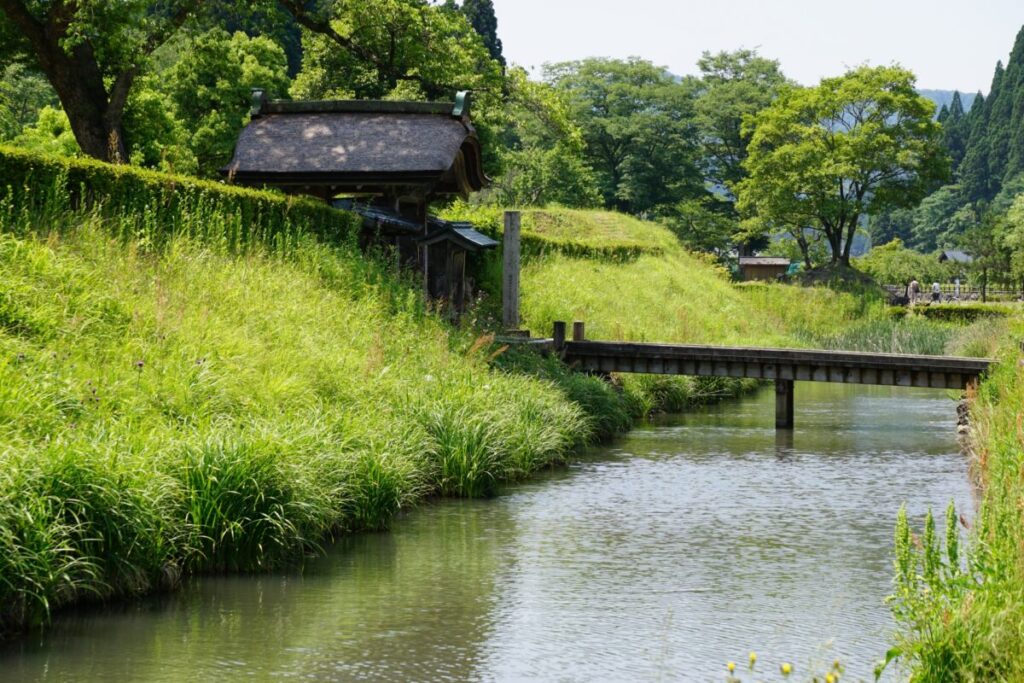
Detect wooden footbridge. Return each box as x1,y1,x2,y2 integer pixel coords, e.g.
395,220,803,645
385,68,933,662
540,321,995,429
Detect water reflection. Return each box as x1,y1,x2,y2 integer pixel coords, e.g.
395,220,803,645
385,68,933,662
1,383,971,682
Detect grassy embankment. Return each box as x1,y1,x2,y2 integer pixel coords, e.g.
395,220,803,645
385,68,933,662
885,321,1024,681
446,203,1006,362
0,147,619,635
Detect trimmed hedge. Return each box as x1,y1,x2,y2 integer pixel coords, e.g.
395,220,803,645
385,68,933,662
0,145,360,252
912,302,1016,323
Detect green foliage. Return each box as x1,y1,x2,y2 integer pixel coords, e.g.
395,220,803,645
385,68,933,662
738,65,950,267
160,29,289,175
455,0,504,66
909,185,978,252
660,196,740,255
693,49,789,193
913,302,1015,323
0,63,57,140
812,316,956,356
486,68,601,208
545,58,704,215
9,107,80,158
886,325,1024,679
956,27,1024,202
289,0,505,172
855,239,952,285
290,0,502,102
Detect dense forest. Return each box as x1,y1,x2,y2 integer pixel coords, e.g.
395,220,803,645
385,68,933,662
2,1,1024,285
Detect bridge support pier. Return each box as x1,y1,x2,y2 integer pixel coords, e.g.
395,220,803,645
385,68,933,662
775,379,794,430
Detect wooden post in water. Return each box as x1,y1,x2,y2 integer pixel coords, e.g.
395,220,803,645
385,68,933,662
502,211,521,330
572,321,586,342
553,321,567,354
775,379,794,430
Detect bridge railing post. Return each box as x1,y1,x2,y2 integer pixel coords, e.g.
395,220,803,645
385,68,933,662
553,321,567,354
572,321,586,342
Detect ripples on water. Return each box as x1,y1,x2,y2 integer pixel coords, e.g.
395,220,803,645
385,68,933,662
1,384,972,682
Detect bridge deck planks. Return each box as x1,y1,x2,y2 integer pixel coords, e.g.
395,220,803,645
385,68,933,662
562,340,993,390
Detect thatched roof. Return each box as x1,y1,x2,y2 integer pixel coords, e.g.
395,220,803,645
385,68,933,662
223,92,487,199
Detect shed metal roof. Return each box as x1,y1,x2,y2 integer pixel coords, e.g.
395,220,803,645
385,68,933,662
421,221,498,251
939,250,973,264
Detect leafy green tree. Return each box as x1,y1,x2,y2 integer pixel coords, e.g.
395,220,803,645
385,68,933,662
11,104,80,156
959,91,990,201
855,239,952,286
737,65,949,269
869,208,915,247
489,68,600,207
960,209,1012,301
162,29,289,175
288,0,501,101
910,185,974,251
0,0,204,162
1002,193,1024,286
545,57,704,215
660,197,739,255
0,62,56,139
694,49,789,194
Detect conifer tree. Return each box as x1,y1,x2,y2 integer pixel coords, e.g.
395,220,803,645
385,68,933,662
941,91,967,170
460,0,504,66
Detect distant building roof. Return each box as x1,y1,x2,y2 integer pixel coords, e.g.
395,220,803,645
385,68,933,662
739,257,791,266
223,91,486,198
939,250,973,264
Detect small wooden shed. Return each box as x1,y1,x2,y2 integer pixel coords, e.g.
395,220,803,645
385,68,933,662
739,257,791,281
421,220,498,312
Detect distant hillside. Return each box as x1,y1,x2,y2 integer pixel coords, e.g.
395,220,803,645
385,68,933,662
919,89,978,114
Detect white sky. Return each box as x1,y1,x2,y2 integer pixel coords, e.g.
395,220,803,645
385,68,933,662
491,0,1023,93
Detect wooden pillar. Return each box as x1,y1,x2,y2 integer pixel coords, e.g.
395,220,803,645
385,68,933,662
553,321,567,353
775,379,794,430
572,321,586,342
502,211,521,329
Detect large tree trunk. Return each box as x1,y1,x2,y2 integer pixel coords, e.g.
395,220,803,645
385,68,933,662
36,39,131,162
0,1,129,163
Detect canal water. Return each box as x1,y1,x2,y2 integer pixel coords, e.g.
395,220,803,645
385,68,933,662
1,383,972,682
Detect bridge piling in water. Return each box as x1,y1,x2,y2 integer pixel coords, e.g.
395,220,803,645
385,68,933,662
775,379,794,430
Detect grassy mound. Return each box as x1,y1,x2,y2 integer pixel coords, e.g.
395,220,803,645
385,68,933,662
0,153,623,635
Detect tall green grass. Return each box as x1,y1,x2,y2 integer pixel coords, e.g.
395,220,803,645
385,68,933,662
885,326,1024,681
0,150,622,635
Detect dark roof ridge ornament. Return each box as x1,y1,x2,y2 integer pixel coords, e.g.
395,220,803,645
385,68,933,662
452,91,470,119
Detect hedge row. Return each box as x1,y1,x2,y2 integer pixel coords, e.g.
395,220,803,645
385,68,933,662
0,145,360,253
912,302,1017,323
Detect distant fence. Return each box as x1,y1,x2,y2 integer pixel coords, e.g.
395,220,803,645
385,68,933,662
883,284,1022,302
